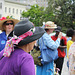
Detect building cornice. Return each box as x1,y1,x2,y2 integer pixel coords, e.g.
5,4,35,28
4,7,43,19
4,0,29,6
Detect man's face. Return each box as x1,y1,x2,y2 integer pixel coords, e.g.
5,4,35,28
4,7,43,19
55,31,60,36
73,35,75,41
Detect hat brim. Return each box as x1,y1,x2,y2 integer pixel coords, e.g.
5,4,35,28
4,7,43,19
44,27,57,29
8,27,45,46
0,19,19,30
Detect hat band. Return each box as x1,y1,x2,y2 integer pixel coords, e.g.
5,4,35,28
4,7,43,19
3,31,33,57
45,24,56,28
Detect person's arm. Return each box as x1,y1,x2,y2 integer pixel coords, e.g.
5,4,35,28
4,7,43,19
59,37,67,48
59,37,67,52
43,34,60,50
58,45,67,48
21,55,35,75
63,37,67,46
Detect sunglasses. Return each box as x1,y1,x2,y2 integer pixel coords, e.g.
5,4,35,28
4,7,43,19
5,23,13,25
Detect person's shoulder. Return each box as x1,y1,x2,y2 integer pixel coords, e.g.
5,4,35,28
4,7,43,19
67,40,73,44
69,42,75,53
43,33,47,36
62,36,67,40
19,51,33,63
0,50,4,58
22,52,32,59
0,31,6,36
62,36,66,38
51,35,55,37
68,40,73,42
43,33,51,38
15,48,32,59
43,33,52,41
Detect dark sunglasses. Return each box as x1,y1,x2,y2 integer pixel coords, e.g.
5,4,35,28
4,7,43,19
5,23,13,25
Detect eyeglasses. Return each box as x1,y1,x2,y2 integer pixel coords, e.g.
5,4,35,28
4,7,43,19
5,23,13,25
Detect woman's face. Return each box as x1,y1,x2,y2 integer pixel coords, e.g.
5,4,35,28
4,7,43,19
5,20,14,33
49,29,54,34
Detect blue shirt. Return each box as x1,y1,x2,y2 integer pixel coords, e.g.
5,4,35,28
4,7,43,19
36,33,60,75
0,31,7,51
39,33,60,50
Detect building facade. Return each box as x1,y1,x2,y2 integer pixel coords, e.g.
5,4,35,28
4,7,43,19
0,0,27,20
8,0,48,8
36,0,48,8
0,0,48,20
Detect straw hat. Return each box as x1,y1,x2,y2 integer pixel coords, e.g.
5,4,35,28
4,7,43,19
0,16,19,30
44,21,57,29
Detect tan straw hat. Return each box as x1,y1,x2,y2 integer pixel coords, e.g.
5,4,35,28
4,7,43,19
44,21,57,29
0,16,19,30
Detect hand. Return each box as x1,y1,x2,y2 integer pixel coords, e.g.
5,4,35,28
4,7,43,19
59,45,67,48
58,32,62,39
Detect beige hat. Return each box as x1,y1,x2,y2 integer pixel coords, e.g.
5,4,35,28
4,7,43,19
0,16,20,30
44,21,57,29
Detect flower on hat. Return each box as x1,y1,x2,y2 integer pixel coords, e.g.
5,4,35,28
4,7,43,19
0,15,19,31
0,17,6,21
6,16,14,19
0,16,14,21
44,21,57,29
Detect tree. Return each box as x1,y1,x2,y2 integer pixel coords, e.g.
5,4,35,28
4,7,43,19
47,0,75,32
21,5,44,26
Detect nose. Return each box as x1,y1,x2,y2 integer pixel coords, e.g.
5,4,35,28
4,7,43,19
8,24,12,26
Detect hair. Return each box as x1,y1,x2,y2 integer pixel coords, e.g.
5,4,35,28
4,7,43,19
66,28,74,37
2,20,14,32
74,30,75,35
45,29,49,32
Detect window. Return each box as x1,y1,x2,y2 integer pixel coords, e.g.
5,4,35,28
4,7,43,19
9,8,11,13
20,10,22,14
13,8,14,14
0,14,2,18
5,7,7,12
0,3,2,9
16,9,18,14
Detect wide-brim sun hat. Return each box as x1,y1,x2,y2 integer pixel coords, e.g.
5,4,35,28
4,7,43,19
44,21,57,29
0,16,20,30
8,19,45,46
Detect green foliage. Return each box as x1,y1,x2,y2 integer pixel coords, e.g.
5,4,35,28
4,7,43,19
21,0,75,32
47,0,75,32
21,5,44,26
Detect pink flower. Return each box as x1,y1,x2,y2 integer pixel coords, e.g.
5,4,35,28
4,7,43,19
0,17,6,21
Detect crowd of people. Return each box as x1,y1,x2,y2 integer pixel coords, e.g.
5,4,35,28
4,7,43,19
0,16,75,75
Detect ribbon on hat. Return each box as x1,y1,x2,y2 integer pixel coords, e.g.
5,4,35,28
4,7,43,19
3,31,33,57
